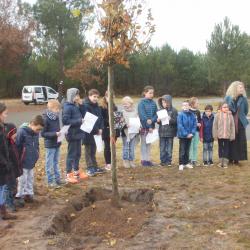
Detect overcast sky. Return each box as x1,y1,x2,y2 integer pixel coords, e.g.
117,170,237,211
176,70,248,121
24,0,250,53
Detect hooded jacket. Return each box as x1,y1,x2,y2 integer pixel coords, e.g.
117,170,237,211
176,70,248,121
158,95,178,137
16,124,39,170
138,98,158,129
62,88,83,141
200,112,214,143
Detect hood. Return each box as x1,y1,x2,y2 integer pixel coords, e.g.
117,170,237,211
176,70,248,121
21,125,36,136
158,95,172,109
66,88,79,103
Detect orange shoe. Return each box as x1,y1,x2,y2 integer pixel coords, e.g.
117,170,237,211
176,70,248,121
66,173,78,184
74,170,88,180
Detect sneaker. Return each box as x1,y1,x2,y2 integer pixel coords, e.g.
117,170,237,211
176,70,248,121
86,167,96,177
209,160,214,166
14,197,25,208
6,203,17,212
94,166,106,174
129,161,137,168
167,164,172,167
203,161,208,167
56,179,67,186
147,161,156,167
78,170,88,179
105,164,112,171
123,160,130,168
185,163,193,169
141,160,149,167
66,173,79,184
24,195,34,203
223,165,228,169
179,165,184,171
160,162,166,167
48,183,61,189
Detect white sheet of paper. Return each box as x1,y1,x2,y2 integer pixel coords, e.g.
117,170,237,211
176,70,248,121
94,135,103,152
128,117,141,134
146,129,159,144
157,110,169,125
80,112,98,133
161,117,169,125
57,125,70,143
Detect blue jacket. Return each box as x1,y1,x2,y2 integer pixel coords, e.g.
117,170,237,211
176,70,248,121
200,113,214,143
177,111,197,138
138,98,158,129
80,98,103,145
62,102,83,141
225,95,249,128
16,126,39,169
41,110,61,148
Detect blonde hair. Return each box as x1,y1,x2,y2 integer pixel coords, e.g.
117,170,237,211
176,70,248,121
226,81,246,100
47,99,61,110
189,97,198,107
122,96,134,105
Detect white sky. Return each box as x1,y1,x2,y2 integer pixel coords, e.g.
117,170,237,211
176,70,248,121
24,0,250,53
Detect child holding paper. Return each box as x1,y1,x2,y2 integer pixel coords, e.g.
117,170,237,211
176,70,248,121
41,100,65,188
138,85,158,167
121,96,139,168
81,89,105,177
157,95,178,167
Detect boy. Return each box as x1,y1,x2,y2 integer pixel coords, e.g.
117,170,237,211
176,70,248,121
81,89,105,177
200,105,214,166
177,101,197,171
41,100,65,188
62,88,86,183
15,115,44,204
157,95,178,167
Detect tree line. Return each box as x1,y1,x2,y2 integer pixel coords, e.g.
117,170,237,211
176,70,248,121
1,0,250,98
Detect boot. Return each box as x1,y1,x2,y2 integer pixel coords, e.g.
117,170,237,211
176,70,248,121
0,205,17,220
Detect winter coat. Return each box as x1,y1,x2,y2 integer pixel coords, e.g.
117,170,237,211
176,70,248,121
41,110,61,148
16,125,40,170
177,111,197,139
199,113,214,143
62,88,83,141
225,95,249,128
138,98,158,129
80,98,103,145
0,123,11,185
158,95,178,138
212,111,235,141
189,108,201,131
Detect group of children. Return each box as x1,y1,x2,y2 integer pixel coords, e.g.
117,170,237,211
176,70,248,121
0,85,237,219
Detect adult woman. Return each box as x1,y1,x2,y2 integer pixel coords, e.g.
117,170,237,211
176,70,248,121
225,81,249,165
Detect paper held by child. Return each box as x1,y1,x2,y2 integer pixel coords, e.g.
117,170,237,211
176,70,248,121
80,112,98,133
94,135,103,152
57,125,70,143
157,110,169,125
146,129,159,144
128,117,141,134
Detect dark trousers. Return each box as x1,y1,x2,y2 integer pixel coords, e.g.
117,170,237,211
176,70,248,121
160,137,174,164
84,143,97,168
103,137,111,164
66,140,81,173
218,139,230,159
179,138,192,165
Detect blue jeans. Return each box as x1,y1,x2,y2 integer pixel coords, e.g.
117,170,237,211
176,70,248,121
203,142,213,162
45,147,61,184
160,137,174,164
0,185,7,206
122,136,136,161
140,134,151,161
5,180,16,208
179,138,192,165
66,140,81,173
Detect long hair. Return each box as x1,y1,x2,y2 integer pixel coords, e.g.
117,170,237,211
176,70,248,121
226,81,247,100
99,91,108,109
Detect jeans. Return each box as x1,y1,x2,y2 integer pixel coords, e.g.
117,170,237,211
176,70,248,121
141,134,151,161
203,142,213,162
160,137,174,164
85,143,97,168
103,138,111,164
16,168,34,198
189,131,199,162
218,139,230,159
179,138,192,165
122,136,136,161
5,179,16,208
45,147,61,184
66,140,81,173
0,185,6,206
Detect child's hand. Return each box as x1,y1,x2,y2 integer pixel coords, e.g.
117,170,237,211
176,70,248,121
56,132,61,137
200,138,203,142
187,134,193,138
147,119,152,125
98,129,102,135
157,118,161,123
197,123,201,128
149,128,153,133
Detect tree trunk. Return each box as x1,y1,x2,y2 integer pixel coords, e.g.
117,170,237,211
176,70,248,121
58,26,65,83
108,65,120,206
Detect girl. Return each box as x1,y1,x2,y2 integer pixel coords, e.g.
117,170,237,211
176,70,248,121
121,96,139,168
0,103,16,219
213,102,235,168
138,85,158,167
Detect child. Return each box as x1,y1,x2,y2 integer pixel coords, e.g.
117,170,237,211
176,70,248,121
213,102,235,168
138,85,158,167
157,95,178,167
62,88,86,183
189,97,202,166
121,96,139,168
15,115,44,204
0,103,16,219
177,100,197,171
200,105,214,166
41,100,65,188
81,89,105,177
4,123,22,212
